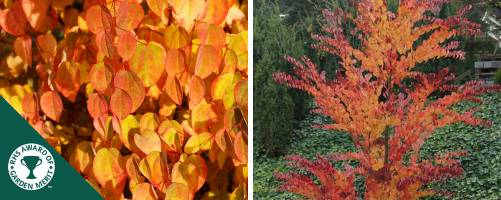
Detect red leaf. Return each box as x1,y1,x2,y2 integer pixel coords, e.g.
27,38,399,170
0,1,27,36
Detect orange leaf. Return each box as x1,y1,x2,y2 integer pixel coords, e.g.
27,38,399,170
0,1,27,36
171,154,207,193
194,45,222,79
95,31,119,59
115,1,144,31
222,49,238,74
129,42,166,87
191,99,217,130
160,128,182,152
234,131,247,164
116,30,137,61
188,75,205,108
169,0,207,31
36,33,57,64
215,129,233,155
201,0,229,25
93,115,114,141
87,93,109,119
196,23,226,48
110,89,133,120
13,35,32,65
40,91,63,122
22,92,38,121
165,49,187,76
125,155,145,191
164,183,192,200
139,151,171,191
70,141,94,174
146,0,169,18
85,5,114,34
164,76,183,105
134,130,162,155
234,78,247,107
114,70,146,113
54,61,81,102
92,148,127,194
89,62,113,93
132,183,156,200
164,25,190,49
21,0,49,31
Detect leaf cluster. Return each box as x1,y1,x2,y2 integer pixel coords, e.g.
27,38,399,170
0,0,248,199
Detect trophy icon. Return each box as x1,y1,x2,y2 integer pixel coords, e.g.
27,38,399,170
20,156,42,179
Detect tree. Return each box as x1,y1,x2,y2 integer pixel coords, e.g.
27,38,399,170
274,0,501,199
0,0,248,199
254,0,306,155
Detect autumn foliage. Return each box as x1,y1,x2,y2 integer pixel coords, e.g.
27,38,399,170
0,0,248,199
274,0,500,199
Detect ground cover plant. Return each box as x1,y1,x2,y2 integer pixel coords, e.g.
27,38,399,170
273,0,501,199
0,0,248,199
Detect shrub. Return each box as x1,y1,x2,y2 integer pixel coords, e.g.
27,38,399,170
274,0,501,199
495,67,501,84
0,0,248,199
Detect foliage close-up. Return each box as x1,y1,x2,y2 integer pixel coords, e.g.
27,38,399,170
273,0,501,199
0,0,248,199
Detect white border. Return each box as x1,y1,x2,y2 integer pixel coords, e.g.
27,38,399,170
247,0,254,199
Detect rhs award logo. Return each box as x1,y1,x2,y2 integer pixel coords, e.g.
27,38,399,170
8,143,55,190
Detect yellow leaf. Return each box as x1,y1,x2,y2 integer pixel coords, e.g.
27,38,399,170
184,132,212,154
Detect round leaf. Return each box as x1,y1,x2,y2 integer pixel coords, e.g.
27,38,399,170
54,61,81,102
114,70,146,112
87,93,109,119
129,42,166,87
194,45,222,79
89,62,113,93
13,35,32,65
165,49,187,76
116,1,144,31
110,89,133,120
40,91,63,122
92,148,127,192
